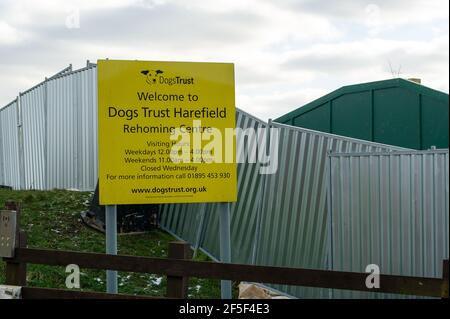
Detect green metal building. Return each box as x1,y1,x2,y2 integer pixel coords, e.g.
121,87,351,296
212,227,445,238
275,78,449,150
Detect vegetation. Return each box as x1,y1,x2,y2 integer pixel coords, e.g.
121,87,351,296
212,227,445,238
0,188,226,298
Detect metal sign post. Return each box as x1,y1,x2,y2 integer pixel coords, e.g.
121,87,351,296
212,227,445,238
105,205,118,294
219,202,232,299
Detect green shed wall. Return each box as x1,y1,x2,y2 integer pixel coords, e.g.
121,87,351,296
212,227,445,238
275,79,449,150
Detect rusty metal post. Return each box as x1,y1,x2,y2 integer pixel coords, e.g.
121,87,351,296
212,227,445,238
166,241,190,298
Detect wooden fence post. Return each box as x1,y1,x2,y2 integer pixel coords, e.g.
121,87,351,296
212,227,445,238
166,241,190,298
442,260,448,299
5,231,27,286
3,201,27,286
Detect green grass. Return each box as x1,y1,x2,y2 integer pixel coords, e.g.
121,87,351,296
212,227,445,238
0,188,232,298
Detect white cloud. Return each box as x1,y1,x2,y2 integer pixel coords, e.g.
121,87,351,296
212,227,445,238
0,0,448,119
0,21,26,45
239,88,328,120
281,35,449,91
278,0,449,26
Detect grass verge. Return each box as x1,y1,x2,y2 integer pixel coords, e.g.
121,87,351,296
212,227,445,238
0,188,230,298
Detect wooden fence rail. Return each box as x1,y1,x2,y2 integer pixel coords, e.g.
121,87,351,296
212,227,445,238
1,201,449,299
20,287,160,299
6,247,448,298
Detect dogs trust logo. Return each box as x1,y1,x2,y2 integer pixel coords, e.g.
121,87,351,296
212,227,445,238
141,69,164,85
140,68,195,86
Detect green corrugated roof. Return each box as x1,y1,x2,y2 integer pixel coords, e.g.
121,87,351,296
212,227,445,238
275,78,449,123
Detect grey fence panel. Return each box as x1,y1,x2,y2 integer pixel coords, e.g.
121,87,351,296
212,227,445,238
0,109,3,185
160,109,267,263
45,66,98,191
0,65,94,191
161,119,407,299
0,105,6,185
161,203,203,248
0,101,20,189
328,150,449,298
21,84,46,189
201,111,268,263
46,73,77,189
254,123,407,298
75,67,98,191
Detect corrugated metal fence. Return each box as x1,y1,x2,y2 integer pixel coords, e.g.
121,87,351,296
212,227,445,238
0,64,98,190
1,64,448,298
255,123,408,297
0,100,20,189
328,149,449,298
161,121,410,298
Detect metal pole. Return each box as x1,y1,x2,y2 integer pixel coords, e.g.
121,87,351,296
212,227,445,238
16,93,26,190
325,151,334,299
105,205,118,294
219,202,232,299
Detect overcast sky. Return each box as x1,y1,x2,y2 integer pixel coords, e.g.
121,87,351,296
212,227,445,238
0,0,448,120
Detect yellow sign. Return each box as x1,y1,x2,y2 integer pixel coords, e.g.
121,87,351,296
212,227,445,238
98,60,237,205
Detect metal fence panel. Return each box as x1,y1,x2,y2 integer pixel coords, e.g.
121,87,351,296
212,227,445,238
46,73,77,189
0,111,2,185
77,67,98,191
161,120,408,298
0,66,95,191
45,66,98,191
21,84,46,189
0,101,20,189
328,150,449,298
253,123,406,298
160,109,267,263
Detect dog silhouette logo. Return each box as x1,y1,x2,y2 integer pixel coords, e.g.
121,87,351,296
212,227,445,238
141,69,163,84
